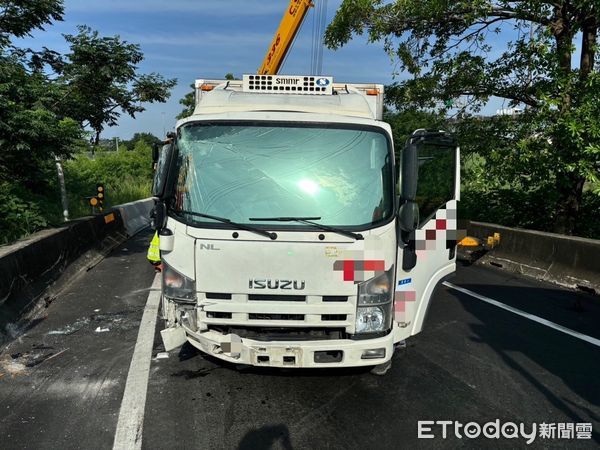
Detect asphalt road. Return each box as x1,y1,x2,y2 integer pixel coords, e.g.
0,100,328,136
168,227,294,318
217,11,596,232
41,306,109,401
0,231,598,449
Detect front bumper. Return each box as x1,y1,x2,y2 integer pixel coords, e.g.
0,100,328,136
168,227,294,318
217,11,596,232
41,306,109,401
183,326,394,368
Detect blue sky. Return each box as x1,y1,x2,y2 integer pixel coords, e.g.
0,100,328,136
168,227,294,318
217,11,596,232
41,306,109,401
20,0,400,140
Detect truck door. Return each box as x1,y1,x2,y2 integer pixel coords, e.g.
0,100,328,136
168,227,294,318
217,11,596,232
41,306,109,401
394,131,459,336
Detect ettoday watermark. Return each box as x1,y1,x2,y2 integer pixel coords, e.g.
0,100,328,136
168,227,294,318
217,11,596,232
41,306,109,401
418,420,593,444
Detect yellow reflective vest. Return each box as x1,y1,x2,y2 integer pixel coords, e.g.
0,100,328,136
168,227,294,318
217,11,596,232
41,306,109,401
147,232,161,263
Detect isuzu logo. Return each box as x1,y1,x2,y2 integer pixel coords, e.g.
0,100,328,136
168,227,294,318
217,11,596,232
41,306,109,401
249,279,305,290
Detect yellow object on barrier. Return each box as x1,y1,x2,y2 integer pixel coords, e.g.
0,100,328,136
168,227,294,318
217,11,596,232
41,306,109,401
459,236,480,247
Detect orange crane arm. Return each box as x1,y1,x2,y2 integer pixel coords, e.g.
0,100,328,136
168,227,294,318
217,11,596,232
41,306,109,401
258,0,313,75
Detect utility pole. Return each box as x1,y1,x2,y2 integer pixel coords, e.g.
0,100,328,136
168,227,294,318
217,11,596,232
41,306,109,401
162,112,166,138
115,137,119,152
55,155,69,222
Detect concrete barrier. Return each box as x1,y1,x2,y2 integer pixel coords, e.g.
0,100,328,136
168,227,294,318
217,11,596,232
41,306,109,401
467,221,600,294
116,198,154,236
0,198,153,342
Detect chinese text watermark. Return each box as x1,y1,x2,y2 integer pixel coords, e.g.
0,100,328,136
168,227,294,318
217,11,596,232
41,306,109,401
418,420,593,444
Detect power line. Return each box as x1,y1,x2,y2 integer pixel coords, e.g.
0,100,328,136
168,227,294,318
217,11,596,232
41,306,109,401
311,0,328,75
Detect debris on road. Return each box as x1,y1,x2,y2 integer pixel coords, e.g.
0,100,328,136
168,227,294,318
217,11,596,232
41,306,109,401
25,354,54,367
95,327,110,333
47,318,90,335
43,348,69,363
1,347,68,373
0,357,27,376
155,352,169,359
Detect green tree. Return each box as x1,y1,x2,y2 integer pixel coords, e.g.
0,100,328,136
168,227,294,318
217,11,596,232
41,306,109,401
0,0,81,189
64,147,153,218
325,0,600,234
133,138,152,157
0,59,81,186
384,108,445,158
122,132,161,150
0,1,174,243
0,0,63,46
177,83,196,120
60,26,177,145
0,0,82,242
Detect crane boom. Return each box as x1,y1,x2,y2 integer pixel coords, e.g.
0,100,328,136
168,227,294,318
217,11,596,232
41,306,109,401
258,0,313,75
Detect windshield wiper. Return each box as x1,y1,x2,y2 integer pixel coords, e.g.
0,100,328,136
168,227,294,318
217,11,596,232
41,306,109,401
249,216,363,240
175,210,277,240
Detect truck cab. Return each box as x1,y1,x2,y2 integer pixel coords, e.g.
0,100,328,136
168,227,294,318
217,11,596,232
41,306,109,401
153,75,459,371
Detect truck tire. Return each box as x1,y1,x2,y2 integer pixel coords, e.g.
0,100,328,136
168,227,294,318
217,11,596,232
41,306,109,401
370,359,392,376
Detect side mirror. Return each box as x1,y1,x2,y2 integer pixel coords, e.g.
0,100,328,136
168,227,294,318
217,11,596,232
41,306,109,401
397,137,419,234
152,143,174,198
151,201,167,231
398,201,419,232
152,143,159,164
400,138,418,203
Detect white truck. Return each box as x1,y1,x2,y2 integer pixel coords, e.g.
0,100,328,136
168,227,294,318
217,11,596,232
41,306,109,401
152,74,459,373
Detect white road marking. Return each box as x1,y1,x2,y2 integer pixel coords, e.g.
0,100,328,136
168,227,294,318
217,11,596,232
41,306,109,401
443,281,600,348
113,274,161,450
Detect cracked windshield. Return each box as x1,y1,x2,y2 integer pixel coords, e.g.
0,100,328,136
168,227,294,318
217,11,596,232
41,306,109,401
174,123,393,227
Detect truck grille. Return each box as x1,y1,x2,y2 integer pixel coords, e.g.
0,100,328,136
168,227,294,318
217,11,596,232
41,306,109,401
321,314,347,321
207,312,232,319
199,292,356,331
208,326,347,341
249,313,304,321
206,293,232,300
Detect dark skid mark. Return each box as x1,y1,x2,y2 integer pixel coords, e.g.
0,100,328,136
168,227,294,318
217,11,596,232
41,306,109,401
31,344,55,350
177,342,201,362
171,368,213,379
238,424,293,450
24,352,55,368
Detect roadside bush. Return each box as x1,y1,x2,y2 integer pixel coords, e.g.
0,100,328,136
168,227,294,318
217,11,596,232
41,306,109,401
459,186,560,230
64,142,153,217
575,192,600,239
0,182,53,245
459,178,600,239
456,150,600,239
1,139,154,245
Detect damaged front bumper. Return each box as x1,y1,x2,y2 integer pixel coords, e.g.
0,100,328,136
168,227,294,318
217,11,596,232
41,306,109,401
180,327,394,368
160,297,395,368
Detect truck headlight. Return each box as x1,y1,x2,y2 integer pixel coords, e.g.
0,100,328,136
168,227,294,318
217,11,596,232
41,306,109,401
356,306,385,333
163,262,196,302
355,268,393,334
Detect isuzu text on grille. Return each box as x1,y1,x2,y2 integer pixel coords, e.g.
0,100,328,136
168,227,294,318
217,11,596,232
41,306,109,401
249,279,305,290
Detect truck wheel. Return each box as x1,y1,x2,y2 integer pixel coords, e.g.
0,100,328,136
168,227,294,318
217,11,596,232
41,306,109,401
370,359,392,376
